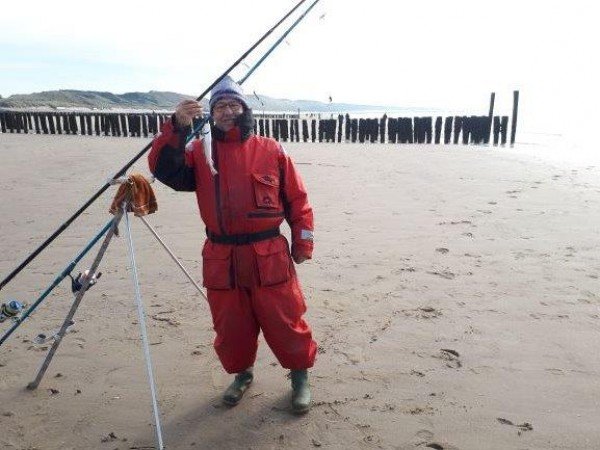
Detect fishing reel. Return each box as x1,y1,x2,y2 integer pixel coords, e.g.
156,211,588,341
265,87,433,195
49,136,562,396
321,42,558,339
0,300,26,323
68,269,102,294
33,320,75,345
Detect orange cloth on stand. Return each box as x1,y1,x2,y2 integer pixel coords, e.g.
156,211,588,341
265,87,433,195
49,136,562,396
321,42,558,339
109,173,158,216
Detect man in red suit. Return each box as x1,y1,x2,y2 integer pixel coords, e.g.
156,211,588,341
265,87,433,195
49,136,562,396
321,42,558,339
148,76,316,414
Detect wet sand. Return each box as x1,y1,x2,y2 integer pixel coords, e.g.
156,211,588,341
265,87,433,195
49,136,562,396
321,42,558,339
1,134,600,449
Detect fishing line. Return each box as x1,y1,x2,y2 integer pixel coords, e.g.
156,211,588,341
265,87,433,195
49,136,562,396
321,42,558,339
187,0,322,144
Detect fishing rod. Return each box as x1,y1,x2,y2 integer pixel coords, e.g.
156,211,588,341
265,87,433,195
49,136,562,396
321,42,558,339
0,0,322,347
187,0,321,140
0,0,311,293
0,218,115,347
239,0,320,85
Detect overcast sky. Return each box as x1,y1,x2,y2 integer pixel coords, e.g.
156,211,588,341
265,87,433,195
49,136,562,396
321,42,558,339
1,0,598,137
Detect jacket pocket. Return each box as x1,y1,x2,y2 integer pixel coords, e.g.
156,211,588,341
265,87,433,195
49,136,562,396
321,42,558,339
202,241,233,290
252,173,280,209
254,236,292,287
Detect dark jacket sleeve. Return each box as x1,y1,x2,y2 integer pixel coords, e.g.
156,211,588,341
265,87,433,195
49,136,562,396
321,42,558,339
148,116,196,192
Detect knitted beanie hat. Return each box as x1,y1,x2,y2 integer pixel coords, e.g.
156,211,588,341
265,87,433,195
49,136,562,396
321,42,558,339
209,76,248,112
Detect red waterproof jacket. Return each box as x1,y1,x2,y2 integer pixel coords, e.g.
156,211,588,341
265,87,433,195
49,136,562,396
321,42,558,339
148,114,314,265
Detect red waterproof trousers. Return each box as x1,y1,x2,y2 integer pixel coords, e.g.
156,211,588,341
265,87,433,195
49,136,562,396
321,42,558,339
204,236,315,372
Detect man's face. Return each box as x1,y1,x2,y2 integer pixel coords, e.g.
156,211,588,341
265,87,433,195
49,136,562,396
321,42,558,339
212,97,244,131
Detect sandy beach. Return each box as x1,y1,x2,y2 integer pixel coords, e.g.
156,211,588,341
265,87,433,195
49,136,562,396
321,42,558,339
1,133,599,450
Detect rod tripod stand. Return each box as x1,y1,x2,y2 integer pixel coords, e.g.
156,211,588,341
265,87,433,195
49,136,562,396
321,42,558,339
25,198,206,450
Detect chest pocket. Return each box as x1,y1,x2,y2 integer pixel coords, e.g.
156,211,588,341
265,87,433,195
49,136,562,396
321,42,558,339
252,173,281,209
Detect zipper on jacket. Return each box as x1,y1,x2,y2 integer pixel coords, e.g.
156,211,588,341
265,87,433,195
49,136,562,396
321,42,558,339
212,141,226,235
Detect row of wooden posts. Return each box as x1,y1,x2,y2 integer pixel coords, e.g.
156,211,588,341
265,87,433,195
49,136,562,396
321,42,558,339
0,92,519,145
0,111,168,138
261,113,513,145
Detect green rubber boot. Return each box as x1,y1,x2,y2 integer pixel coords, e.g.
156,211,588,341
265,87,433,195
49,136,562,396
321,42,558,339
222,369,253,406
290,369,311,414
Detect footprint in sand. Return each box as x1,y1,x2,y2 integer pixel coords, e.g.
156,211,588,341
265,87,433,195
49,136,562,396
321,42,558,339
335,346,364,365
417,306,442,319
425,443,459,450
370,402,396,413
401,307,442,320
497,417,533,435
150,315,180,327
463,325,480,335
406,405,435,415
362,435,382,445
435,349,462,369
438,220,472,226
427,270,456,280
435,248,449,254
415,430,434,440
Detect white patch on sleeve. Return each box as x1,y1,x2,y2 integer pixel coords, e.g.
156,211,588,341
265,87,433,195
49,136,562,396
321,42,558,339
278,144,287,156
301,229,314,241
185,141,194,152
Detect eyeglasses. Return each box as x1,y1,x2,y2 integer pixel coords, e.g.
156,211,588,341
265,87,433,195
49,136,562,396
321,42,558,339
213,102,243,113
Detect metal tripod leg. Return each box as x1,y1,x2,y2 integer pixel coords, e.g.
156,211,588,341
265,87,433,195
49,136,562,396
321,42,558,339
0,218,114,348
138,216,207,301
123,209,165,450
26,212,123,390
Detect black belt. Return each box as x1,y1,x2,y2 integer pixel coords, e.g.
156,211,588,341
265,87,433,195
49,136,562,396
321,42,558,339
207,228,280,245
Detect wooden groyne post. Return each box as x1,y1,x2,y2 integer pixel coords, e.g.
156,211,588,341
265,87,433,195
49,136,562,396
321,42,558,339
488,92,495,144
510,90,519,146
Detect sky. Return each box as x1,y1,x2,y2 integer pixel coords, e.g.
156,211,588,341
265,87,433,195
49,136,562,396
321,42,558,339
1,0,598,139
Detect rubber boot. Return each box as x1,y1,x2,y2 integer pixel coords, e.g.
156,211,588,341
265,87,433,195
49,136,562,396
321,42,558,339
290,369,311,414
222,368,253,406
